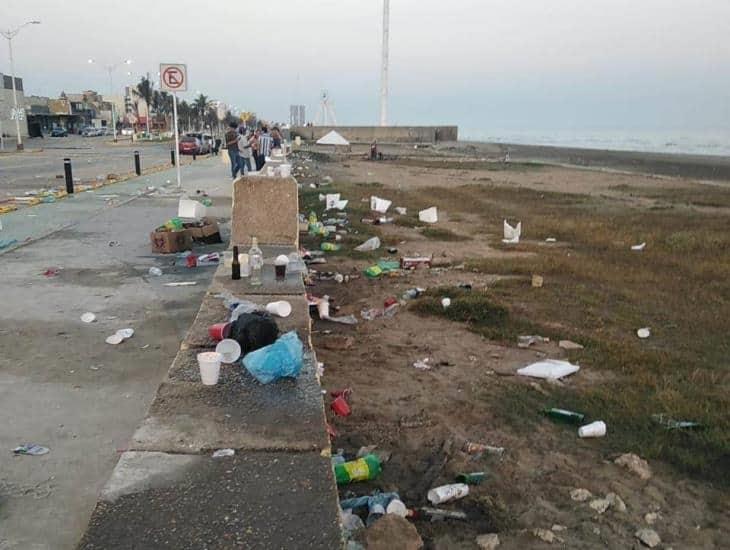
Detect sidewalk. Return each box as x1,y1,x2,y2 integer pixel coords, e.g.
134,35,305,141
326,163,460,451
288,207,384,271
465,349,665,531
0,159,233,549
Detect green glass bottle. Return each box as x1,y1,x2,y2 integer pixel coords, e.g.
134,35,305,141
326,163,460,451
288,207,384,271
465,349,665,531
542,408,585,425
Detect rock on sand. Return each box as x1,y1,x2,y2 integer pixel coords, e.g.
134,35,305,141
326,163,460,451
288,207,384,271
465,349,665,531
364,514,423,550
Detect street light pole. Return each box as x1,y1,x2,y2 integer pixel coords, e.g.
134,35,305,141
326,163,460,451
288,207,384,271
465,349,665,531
88,58,131,142
1,20,41,151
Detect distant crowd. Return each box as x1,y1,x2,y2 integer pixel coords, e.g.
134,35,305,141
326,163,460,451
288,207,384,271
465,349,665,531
224,122,283,179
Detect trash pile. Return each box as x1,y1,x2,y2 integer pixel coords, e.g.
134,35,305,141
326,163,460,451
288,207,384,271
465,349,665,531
149,198,221,254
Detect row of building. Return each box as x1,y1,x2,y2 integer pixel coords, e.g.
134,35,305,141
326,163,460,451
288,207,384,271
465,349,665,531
0,72,154,138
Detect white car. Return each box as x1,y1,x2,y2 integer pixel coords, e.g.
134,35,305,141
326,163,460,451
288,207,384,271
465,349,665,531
120,128,134,136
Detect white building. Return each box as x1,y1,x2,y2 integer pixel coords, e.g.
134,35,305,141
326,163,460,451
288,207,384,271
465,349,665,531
0,73,28,138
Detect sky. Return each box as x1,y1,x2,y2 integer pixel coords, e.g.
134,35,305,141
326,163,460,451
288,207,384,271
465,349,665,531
1,0,729,139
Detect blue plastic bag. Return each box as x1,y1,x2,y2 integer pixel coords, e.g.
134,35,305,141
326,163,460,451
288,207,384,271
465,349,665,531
242,331,303,384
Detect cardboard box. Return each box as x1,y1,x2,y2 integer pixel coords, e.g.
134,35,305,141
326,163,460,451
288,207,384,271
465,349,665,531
184,217,222,244
150,229,193,254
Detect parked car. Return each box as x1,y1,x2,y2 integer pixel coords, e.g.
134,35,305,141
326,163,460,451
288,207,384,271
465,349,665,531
50,127,68,137
81,126,103,137
184,132,212,154
179,135,201,155
120,127,134,136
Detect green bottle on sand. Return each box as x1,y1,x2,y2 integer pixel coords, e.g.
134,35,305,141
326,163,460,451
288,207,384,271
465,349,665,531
334,454,382,485
542,408,585,425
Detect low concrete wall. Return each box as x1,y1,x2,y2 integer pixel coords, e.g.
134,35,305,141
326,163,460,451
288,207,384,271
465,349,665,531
292,125,458,144
231,175,299,247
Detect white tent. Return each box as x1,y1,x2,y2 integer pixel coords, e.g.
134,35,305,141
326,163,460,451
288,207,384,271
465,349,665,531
316,130,350,146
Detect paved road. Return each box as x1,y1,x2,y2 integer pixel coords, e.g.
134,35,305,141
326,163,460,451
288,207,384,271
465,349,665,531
0,159,231,549
0,135,211,198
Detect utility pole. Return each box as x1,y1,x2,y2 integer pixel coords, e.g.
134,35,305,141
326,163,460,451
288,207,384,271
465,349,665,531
379,0,390,127
88,58,132,142
1,20,41,151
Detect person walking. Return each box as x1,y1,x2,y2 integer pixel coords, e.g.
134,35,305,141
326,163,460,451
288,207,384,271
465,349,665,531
225,122,242,179
250,129,261,172
271,126,282,149
257,126,273,171
237,128,253,174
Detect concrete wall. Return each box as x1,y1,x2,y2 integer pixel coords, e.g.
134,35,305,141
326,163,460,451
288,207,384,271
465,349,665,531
292,125,458,144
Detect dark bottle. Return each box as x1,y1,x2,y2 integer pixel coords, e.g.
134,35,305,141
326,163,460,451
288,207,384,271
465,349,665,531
231,246,241,280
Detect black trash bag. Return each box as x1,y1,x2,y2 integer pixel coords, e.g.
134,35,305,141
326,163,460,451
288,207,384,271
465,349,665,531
229,312,279,356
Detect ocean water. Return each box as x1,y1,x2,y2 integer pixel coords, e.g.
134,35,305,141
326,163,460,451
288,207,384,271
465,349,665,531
463,129,730,158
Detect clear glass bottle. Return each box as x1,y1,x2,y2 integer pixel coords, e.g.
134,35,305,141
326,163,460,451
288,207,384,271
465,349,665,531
248,237,263,286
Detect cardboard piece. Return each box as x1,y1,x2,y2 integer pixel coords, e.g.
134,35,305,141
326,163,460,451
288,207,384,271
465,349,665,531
185,217,222,244
150,229,193,254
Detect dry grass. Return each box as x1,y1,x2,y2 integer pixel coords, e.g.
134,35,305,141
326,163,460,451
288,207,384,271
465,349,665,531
412,182,730,485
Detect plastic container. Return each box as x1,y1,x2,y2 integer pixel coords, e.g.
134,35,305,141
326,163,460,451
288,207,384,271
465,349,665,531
578,420,606,438
178,199,206,219
197,351,222,385
215,339,242,363
427,483,469,505
334,454,382,485
208,322,232,342
266,300,292,318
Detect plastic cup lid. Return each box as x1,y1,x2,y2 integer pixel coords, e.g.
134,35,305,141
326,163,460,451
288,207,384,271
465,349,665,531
81,312,96,323
116,328,134,339
275,254,290,266
215,339,242,363
106,333,124,345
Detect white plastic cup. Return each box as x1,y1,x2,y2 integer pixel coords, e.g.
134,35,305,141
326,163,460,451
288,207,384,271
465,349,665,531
386,499,408,517
427,483,469,505
578,420,607,438
197,351,222,385
215,339,241,363
266,300,292,318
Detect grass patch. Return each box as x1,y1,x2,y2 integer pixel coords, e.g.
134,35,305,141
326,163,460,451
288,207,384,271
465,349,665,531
420,227,470,241
390,158,545,172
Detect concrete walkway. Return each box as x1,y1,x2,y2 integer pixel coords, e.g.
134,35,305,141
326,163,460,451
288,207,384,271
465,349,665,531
0,159,233,549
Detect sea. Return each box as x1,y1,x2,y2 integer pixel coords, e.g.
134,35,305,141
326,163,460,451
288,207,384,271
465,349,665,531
463,129,730,158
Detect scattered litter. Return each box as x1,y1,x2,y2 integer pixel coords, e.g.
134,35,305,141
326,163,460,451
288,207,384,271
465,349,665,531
362,303,399,321
578,420,607,438
80,312,96,323
543,408,585,424
212,449,235,458
42,267,61,277
637,327,651,339
386,499,408,518
427,483,469,505
651,413,703,431
644,512,659,525
13,444,50,456
215,339,242,363
589,498,611,514
502,220,521,244
0,239,18,249
331,391,352,417
421,507,467,521
631,242,647,251
243,331,303,384
401,256,432,270
108,240,121,247
545,237,557,243
517,359,580,380
441,297,451,309
413,358,431,371
105,334,124,345
570,488,593,502
355,236,381,252
463,441,504,456
531,274,544,288
117,328,134,339
148,267,162,276
335,454,382,484
635,528,661,548
163,281,197,286
455,472,485,485
402,287,426,300
533,528,555,544
370,196,392,213
559,340,584,350
395,207,407,215
418,207,438,224
614,453,652,480
518,335,549,348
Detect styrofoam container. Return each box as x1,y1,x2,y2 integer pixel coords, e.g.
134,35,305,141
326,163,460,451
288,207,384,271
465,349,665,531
517,359,579,380
419,207,438,224
578,420,607,438
215,339,242,364
266,300,292,318
427,483,469,505
178,199,206,219
197,351,222,385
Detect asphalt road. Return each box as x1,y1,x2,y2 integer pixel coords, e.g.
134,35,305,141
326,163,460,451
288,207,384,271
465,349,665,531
0,135,186,198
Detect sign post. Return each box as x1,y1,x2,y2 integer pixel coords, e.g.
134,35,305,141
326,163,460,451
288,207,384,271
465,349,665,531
160,63,187,188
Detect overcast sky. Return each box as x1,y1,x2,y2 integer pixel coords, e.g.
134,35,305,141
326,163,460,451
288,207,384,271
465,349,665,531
1,0,729,136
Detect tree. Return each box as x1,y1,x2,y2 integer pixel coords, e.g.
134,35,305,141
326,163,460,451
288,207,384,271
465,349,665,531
193,93,212,131
133,77,153,134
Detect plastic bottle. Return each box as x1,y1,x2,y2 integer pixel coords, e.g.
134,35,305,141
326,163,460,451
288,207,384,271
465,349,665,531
248,238,263,286
542,408,585,425
334,454,382,485
321,242,341,252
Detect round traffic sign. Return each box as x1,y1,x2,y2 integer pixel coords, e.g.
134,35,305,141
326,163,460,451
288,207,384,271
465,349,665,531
162,66,185,90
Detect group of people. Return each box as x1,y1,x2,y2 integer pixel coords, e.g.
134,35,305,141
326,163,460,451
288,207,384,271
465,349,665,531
224,122,284,179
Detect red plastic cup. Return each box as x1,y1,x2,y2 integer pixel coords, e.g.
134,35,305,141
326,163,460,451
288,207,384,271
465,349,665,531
384,296,398,308
208,322,231,342
331,396,351,417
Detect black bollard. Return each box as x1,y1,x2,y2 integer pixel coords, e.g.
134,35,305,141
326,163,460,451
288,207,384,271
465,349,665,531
170,149,175,166
134,150,141,175
63,158,74,194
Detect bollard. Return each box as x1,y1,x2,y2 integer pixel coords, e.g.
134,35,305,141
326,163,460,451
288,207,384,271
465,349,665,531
192,152,196,161
63,158,74,194
134,150,141,175
170,149,175,166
